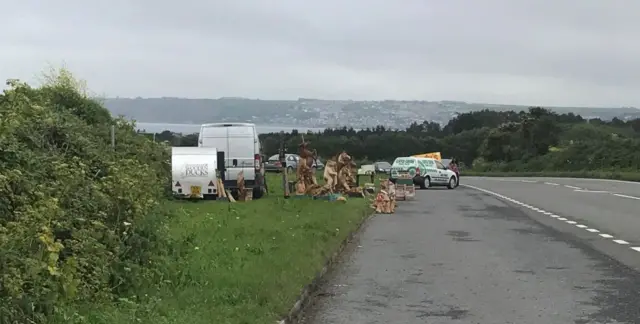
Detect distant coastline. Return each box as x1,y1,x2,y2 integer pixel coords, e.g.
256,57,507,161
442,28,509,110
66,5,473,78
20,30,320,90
135,122,327,134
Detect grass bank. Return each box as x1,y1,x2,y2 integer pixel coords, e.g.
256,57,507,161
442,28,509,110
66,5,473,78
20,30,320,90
463,170,640,182
57,173,372,324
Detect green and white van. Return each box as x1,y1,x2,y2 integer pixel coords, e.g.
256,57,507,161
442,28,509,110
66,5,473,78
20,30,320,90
390,157,458,189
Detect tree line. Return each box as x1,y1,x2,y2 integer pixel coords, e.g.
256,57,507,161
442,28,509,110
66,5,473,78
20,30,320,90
150,107,640,172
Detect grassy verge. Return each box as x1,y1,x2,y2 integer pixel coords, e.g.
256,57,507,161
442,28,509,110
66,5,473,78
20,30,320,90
463,170,640,182
57,172,371,324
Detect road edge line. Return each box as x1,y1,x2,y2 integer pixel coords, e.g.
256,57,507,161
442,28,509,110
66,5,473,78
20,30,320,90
461,184,640,257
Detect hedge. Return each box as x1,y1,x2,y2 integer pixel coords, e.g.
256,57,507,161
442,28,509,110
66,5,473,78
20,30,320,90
0,73,173,323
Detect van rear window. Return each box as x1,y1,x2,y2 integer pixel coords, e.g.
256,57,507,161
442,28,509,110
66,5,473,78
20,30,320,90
227,126,253,136
200,127,227,138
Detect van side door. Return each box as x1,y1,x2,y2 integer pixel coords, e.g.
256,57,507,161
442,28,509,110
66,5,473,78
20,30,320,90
434,160,448,183
420,159,440,183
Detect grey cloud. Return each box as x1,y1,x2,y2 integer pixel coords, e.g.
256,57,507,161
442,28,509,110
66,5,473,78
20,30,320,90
1,0,638,107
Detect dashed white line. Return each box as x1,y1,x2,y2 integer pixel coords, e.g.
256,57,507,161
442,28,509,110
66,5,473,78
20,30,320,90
544,182,559,186
461,183,640,254
574,189,609,193
521,180,537,183
613,193,640,200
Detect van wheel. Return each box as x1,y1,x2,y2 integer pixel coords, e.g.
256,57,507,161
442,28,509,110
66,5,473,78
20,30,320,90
253,186,265,199
447,177,457,189
420,176,431,189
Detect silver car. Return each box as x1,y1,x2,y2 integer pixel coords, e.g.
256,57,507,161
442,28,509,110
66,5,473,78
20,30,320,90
373,161,392,174
264,154,324,173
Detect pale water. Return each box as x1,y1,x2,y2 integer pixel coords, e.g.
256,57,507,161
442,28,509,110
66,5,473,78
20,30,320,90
136,122,326,134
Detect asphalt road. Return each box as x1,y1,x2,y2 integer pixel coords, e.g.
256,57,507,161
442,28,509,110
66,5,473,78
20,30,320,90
461,177,640,268
301,182,640,324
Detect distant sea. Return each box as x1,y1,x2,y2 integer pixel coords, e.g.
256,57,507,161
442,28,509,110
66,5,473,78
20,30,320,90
135,122,326,134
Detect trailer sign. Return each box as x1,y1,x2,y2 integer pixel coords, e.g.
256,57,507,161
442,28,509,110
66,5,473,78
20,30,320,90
184,164,209,177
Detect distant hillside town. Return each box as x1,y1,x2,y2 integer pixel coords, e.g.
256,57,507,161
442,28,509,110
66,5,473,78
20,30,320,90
103,97,640,129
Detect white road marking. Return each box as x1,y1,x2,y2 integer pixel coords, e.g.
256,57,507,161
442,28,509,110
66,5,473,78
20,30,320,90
521,180,537,183
461,184,638,255
574,189,609,193
613,193,640,200
469,176,640,185
544,182,559,186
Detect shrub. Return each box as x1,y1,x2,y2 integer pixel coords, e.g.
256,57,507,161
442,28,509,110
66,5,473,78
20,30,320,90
0,73,172,323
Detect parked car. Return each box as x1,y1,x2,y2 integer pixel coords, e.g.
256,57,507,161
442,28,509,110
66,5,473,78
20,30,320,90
264,154,324,173
373,161,392,174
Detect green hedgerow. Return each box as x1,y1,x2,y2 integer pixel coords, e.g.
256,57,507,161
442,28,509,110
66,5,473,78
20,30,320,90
0,72,173,323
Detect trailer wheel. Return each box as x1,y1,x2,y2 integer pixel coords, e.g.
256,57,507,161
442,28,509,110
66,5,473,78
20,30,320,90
253,186,265,199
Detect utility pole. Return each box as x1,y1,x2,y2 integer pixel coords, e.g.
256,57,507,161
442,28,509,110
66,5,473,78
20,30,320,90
279,132,290,198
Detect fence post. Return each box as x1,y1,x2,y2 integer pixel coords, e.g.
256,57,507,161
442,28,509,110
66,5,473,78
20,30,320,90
111,125,115,149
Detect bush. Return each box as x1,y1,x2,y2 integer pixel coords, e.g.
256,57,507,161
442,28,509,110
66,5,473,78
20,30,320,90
0,73,172,323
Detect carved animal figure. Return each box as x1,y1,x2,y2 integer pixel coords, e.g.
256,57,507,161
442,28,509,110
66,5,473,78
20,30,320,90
323,160,338,191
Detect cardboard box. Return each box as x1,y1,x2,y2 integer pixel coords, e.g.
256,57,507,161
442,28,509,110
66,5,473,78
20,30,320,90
405,184,415,200
395,184,406,201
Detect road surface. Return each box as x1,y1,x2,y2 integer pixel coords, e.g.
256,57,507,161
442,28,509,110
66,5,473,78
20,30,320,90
301,178,640,324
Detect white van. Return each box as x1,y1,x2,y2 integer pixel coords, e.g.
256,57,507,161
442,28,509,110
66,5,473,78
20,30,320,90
198,123,265,198
171,147,219,199
390,156,458,189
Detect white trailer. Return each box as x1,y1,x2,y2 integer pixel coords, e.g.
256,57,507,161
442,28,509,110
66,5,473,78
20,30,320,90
171,147,219,199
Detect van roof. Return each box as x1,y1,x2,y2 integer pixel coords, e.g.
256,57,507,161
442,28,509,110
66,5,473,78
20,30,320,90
394,156,438,162
200,122,256,128
394,156,416,160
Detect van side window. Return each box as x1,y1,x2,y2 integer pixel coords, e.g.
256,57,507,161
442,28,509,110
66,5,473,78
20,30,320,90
435,161,446,170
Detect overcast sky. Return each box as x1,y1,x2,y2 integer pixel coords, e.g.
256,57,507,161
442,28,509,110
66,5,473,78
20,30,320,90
0,0,637,107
